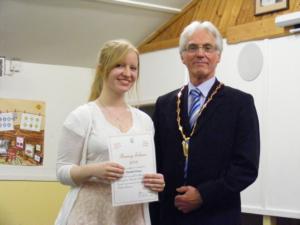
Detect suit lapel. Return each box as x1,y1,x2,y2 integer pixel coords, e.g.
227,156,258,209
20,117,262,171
193,79,225,134
175,80,225,137
180,86,192,134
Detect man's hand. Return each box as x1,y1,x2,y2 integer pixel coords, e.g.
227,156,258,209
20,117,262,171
174,185,203,213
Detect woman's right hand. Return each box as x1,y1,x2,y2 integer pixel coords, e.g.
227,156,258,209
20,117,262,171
70,161,124,185
89,162,124,181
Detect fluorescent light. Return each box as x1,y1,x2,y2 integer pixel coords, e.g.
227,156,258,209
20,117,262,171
92,0,181,14
275,11,300,27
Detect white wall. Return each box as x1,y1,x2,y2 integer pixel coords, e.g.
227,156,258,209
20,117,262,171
0,62,94,180
217,35,300,218
130,47,187,104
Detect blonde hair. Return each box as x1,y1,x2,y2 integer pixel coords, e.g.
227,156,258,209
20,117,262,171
88,39,139,101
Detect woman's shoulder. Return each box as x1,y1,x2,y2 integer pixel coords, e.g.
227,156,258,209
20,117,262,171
68,102,97,119
130,106,151,121
63,102,94,136
130,106,153,127
130,106,154,132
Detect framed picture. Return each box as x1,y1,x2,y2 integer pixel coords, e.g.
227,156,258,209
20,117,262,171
35,144,41,151
255,0,288,15
0,139,9,155
16,136,25,149
25,144,34,158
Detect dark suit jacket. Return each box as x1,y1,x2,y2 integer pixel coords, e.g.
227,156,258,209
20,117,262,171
151,79,260,225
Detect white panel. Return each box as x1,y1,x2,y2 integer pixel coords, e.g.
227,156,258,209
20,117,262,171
218,36,300,218
129,48,187,104
217,40,267,213
264,35,300,218
0,62,94,180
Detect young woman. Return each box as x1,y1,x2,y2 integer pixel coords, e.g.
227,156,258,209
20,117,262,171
55,39,165,225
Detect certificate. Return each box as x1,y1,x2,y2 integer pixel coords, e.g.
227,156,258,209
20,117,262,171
108,133,158,206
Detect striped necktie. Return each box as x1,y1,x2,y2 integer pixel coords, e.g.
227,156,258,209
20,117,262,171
189,88,202,127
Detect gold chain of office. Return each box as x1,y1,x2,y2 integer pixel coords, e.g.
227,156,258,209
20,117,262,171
176,83,223,159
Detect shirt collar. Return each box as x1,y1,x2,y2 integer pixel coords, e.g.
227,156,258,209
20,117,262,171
188,76,216,98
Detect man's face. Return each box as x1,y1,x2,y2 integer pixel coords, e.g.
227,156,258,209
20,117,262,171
181,29,221,86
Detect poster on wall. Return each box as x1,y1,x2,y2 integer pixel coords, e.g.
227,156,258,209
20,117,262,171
0,98,45,166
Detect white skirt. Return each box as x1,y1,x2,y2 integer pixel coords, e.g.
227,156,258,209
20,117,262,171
66,182,146,225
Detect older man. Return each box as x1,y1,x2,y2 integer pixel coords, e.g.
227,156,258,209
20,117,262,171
150,21,260,225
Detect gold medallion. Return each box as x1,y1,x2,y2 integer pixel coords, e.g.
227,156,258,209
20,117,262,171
182,139,190,158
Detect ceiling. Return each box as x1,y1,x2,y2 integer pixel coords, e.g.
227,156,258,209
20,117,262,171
0,0,191,68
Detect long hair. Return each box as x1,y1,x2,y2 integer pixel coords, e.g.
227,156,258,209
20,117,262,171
88,39,139,101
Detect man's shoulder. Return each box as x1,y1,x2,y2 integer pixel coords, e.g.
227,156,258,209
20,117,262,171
221,85,255,109
157,88,181,103
223,85,252,99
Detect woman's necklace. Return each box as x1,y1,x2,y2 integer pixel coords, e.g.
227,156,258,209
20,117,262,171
98,99,129,130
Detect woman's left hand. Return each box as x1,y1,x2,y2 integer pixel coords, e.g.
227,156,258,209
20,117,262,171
143,173,165,192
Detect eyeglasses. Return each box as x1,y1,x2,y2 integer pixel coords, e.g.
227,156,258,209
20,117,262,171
184,43,217,54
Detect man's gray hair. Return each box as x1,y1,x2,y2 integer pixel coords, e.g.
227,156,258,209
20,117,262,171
179,21,223,54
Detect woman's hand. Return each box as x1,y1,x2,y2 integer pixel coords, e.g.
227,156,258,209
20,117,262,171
90,162,124,182
70,161,124,185
143,173,165,192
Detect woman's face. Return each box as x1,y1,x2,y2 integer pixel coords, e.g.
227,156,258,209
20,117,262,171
105,51,138,95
